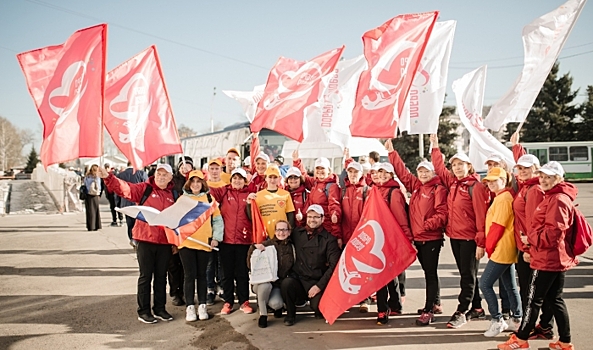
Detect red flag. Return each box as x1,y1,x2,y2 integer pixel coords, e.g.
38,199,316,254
319,188,417,324
250,133,260,173
250,199,268,244
17,24,107,167
104,45,182,169
350,12,438,138
250,46,344,142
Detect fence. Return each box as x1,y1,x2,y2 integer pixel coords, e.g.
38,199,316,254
31,164,83,212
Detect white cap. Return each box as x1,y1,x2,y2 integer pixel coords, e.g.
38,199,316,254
515,154,540,168
347,162,363,173
416,161,435,172
449,153,471,164
377,162,395,174
314,157,331,169
485,153,503,164
243,156,251,166
307,204,324,216
254,152,270,163
231,168,248,179
536,161,564,177
286,167,302,178
156,163,173,174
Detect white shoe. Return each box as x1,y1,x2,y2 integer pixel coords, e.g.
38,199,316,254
198,304,209,320
186,305,197,322
484,318,508,337
507,317,522,332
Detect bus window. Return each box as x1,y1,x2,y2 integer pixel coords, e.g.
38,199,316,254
549,147,568,162
569,146,589,161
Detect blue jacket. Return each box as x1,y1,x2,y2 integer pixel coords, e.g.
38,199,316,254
116,167,148,207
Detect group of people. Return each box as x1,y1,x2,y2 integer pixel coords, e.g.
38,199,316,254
93,132,580,350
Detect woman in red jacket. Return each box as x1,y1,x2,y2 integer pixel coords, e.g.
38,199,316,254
386,141,447,326
292,150,342,246
429,134,489,329
210,168,255,316
499,161,578,350
285,167,308,227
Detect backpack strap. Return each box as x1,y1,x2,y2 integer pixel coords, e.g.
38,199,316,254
324,182,334,198
387,187,396,204
362,185,368,202
139,185,153,205
172,189,179,202
207,193,213,203
342,186,347,199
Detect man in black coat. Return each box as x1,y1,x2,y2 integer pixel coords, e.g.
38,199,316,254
280,204,341,326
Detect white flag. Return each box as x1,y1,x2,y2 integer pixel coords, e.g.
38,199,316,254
302,55,367,149
399,20,457,135
484,0,586,131
452,66,515,171
223,85,265,122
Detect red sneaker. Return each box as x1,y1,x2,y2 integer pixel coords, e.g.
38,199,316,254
549,340,574,350
221,302,232,315
497,334,529,350
240,301,254,314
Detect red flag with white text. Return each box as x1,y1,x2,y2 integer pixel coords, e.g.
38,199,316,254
319,188,417,324
17,24,106,167
350,12,438,138
104,45,182,169
250,46,344,142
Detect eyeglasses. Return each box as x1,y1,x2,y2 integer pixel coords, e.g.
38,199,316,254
307,215,322,219
275,228,290,233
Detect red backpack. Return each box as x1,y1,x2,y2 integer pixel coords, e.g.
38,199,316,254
572,206,593,256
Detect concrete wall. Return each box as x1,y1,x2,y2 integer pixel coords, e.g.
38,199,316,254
31,164,83,212
0,180,9,215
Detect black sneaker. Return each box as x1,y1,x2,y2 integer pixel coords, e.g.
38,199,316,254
110,222,119,227
465,308,486,321
447,311,467,328
284,316,295,326
376,311,389,325
273,308,283,318
528,324,554,340
258,315,268,328
206,293,215,306
502,309,511,320
154,310,173,321
171,296,185,306
138,313,157,324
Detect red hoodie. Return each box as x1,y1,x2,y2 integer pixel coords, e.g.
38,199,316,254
389,150,447,242
293,158,342,239
527,182,578,272
288,184,308,227
210,185,253,245
341,176,368,244
513,177,545,252
432,148,490,247
375,178,413,242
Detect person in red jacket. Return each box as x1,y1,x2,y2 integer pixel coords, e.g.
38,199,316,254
499,161,578,350
285,167,308,227
429,134,489,329
209,168,255,316
98,164,176,324
250,152,270,192
386,140,447,326
292,150,342,246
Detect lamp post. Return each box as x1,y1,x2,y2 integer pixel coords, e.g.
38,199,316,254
210,87,216,133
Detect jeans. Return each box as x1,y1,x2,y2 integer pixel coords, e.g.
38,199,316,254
450,239,482,312
516,252,554,328
253,283,283,316
479,260,522,321
178,248,210,305
136,241,172,315
415,239,442,311
518,270,571,343
219,243,250,306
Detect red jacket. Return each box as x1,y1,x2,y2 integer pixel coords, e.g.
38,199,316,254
389,150,447,242
375,179,413,242
293,159,342,239
104,174,174,245
289,184,308,227
513,177,545,252
527,182,578,272
432,148,490,247
210,185,253,245
341,177,368,243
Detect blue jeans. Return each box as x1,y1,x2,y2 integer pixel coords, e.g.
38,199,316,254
479,260,522,320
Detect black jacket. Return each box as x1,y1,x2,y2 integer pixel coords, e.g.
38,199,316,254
291,226,341,291
248,237,295,287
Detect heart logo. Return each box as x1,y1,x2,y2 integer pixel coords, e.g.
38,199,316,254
48,61,88,125
277,199,286,208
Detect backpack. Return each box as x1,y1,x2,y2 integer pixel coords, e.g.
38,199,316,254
572,207,593,256
79,185,87,200
341,185,368,202
139,185,179,205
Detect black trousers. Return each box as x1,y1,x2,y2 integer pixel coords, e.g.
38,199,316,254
219,243,250,306
518,270,571,343
415,239,442,311
106,192,122,222
206,250,223,290
178,248,210,306
281,277,323,318
84,195,101,231
167,252,184,298
450,238,482,312
125,215,136,241
136,241,172,315
516,251,554,327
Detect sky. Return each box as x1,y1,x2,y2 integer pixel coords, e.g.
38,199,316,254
1,0,592,147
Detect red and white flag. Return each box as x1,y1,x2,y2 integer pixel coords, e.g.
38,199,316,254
223,85,265,122
350,12,438,138
250,46,344,142
319,188,417,325
104,45,182,169
17,24,106,167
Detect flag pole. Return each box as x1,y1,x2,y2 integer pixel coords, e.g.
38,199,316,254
186,236,219,251
515,120,526,134
419,133,424,159
210,87,217,133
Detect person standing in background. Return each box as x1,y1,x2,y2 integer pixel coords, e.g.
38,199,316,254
84,164,102,231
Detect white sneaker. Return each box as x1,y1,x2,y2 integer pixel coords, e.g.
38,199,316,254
186,305,197,322
484,318,508,337
198,304,209,320
507,317,522,332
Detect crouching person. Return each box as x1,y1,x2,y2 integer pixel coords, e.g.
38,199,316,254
280,205,341,326
248,220,295,328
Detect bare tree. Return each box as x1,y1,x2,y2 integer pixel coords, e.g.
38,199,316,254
178,124,198,138
0,116,26,171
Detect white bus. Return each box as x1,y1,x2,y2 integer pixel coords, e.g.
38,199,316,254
521,141,593,180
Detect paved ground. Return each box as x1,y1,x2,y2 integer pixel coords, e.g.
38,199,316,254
0,184,592,350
